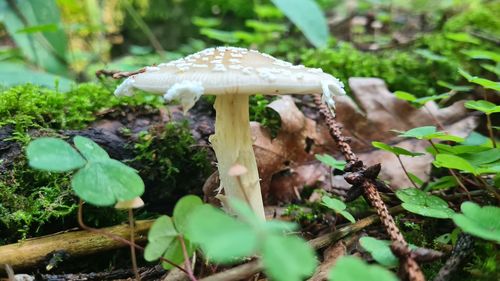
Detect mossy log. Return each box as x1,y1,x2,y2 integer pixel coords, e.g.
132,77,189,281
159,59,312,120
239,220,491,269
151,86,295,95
0,220,154,270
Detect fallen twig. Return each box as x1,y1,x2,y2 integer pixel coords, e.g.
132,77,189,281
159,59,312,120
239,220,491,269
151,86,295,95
0,220,153,270
313,95,426,281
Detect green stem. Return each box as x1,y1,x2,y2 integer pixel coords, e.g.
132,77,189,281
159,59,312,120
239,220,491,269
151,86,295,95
396,155,419,189
486,114,496,148
129,209,140,281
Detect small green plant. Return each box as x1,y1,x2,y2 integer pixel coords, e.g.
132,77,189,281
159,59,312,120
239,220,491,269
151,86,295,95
185,199,317,281
328,256,398,281
359,237,417,268
372,141,424,188
144,195,201,269
26,136,144,206
396,126,464,142
321,196,355,223
315,154,346,171
395,188,455,219
452,202,500,244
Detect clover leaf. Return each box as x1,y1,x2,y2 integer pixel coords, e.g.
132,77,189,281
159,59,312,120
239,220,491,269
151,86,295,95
316,154,346,171
328,256,398,281
396,188,455,219
27,136,144,206
144,195,202,269
452,202,500,243
397,126,464,142
71,158,144,206
458,68,500,91
27,137,86,172
322,196,355,223
359,237,399,267
394,91,450,106
433,154,477,175
262,234,317,281
372,141,424,157
186,199,317,281
465,100,500,115
186,204,258,263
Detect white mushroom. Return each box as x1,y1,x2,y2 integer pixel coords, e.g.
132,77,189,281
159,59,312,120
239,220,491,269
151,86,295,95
114,46,345,220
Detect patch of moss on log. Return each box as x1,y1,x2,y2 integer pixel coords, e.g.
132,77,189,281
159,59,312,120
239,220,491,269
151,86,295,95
0,83,209,244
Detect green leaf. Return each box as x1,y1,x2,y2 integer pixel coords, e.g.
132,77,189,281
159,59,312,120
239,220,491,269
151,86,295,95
464,100,500,115
437,80,473,92
200,28,239,44
433,154,477,174
359,237,399,267
228,199,265,230
415,49,447,62
408,172,424,186
372,141,423,157
270,0,328,48
2,0,68,75
461,149,500,166
396,188,455,219
16,23,58,34
394,91,417,102
481,64,500,76
264,220,298,234
186,205,257,263
191,17,221,28
173,195,203,234
462,50,500,63
71,159,144,206
27,137,86,172
452,202,500,243
397,126,463,142
0,62,73,91
397,126,437,139
459,68,500,91
462,132,492,146
144,216,191,269
445,33,480,44
315,154,346,171
339,211,356,223
413,93,451,104
73,136,109,161
328,256,398,281
322,196,346,212
426,176,458,191
322,196,355,223
261,234,317,281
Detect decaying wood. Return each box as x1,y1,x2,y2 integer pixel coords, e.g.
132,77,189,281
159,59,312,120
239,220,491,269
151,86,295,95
0,220,153,270
38,265,166,281
307,237,350,281
433,234,475,281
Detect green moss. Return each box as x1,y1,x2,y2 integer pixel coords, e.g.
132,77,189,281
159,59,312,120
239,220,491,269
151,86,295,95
461,241,500,281
0,83,163,138
249,94,281,137
301,42,459,97
133,120,211,209
0,83,164,243
444,2,500,37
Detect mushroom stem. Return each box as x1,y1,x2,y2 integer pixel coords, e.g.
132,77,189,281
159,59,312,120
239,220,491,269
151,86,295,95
209,95,266,220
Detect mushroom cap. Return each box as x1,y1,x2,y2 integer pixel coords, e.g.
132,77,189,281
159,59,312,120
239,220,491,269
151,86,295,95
114,197,145,209
114,47,345,109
